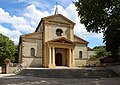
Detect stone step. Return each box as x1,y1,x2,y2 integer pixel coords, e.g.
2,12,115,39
18,67,118,78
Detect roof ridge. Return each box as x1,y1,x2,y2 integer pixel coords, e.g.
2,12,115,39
21,32,42,37
74,35,88,43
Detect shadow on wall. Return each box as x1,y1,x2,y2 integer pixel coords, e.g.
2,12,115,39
22,58,42,67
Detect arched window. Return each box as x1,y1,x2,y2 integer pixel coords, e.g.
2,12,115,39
31,48,35,57
79,51,82,58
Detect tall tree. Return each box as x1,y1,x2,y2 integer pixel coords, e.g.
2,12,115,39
75,0,120,59
94,46,111,58
0,33,17,66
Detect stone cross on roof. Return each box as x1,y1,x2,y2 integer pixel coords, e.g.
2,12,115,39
54,2,59,15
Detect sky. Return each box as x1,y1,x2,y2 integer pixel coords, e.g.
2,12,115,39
0,0,104,48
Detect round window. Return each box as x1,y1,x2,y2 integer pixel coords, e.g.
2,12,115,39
56,29,63,36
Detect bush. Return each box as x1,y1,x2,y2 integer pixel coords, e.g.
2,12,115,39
104,57,113,63
86,59,100,67
100,56,113,63
89,55,98,60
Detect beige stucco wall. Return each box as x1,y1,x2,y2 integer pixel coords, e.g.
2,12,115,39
45,24,68,41
44,22,74,42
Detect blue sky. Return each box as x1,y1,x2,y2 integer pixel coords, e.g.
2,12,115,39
0,0,104,48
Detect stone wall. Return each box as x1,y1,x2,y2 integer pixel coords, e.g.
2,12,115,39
20,32,43,67
74,44,88,59
75,59,87,66
74,44,88,66
22,58,43,67
6,66,16,74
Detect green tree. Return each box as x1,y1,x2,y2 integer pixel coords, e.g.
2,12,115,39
94,46,111,58
0,33,17,66
75,0,120,59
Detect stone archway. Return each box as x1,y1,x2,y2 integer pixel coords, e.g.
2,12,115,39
55,53,62,66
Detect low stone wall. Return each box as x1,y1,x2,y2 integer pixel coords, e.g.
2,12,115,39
106,65,120,76
5,63,22,74
86,59,100,66
0,67,1,73
75,59,87,67
6,66,17,74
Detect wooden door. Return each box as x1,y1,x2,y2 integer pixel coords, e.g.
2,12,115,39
55,53,62,66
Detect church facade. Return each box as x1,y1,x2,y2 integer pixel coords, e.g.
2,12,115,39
19,14,92,68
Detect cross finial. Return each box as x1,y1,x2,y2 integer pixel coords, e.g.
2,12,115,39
54,2,59,15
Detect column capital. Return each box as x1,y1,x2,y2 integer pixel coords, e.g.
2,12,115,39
49,46,51,48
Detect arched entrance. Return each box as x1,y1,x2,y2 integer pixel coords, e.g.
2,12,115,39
55,53,62,66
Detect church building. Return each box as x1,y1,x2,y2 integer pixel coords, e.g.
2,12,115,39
19,14,92,68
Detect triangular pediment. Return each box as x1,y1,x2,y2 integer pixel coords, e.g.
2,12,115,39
48,37,75,44
43,14,75,25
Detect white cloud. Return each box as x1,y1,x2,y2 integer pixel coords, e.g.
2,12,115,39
53,5,68,17
0,25,22,44
53,3,103,46
12,16,35,33
24,5,50,27
0,5,50,45
0,3,103,47
0,8,12,23
0,8,35,33
64,4,103,41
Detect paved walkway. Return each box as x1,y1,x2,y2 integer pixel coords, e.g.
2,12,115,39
0,74,120,85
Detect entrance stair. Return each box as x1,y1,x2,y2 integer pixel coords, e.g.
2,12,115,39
18,67,118,78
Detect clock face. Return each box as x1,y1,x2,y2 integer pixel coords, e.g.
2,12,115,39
56,29,63,36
